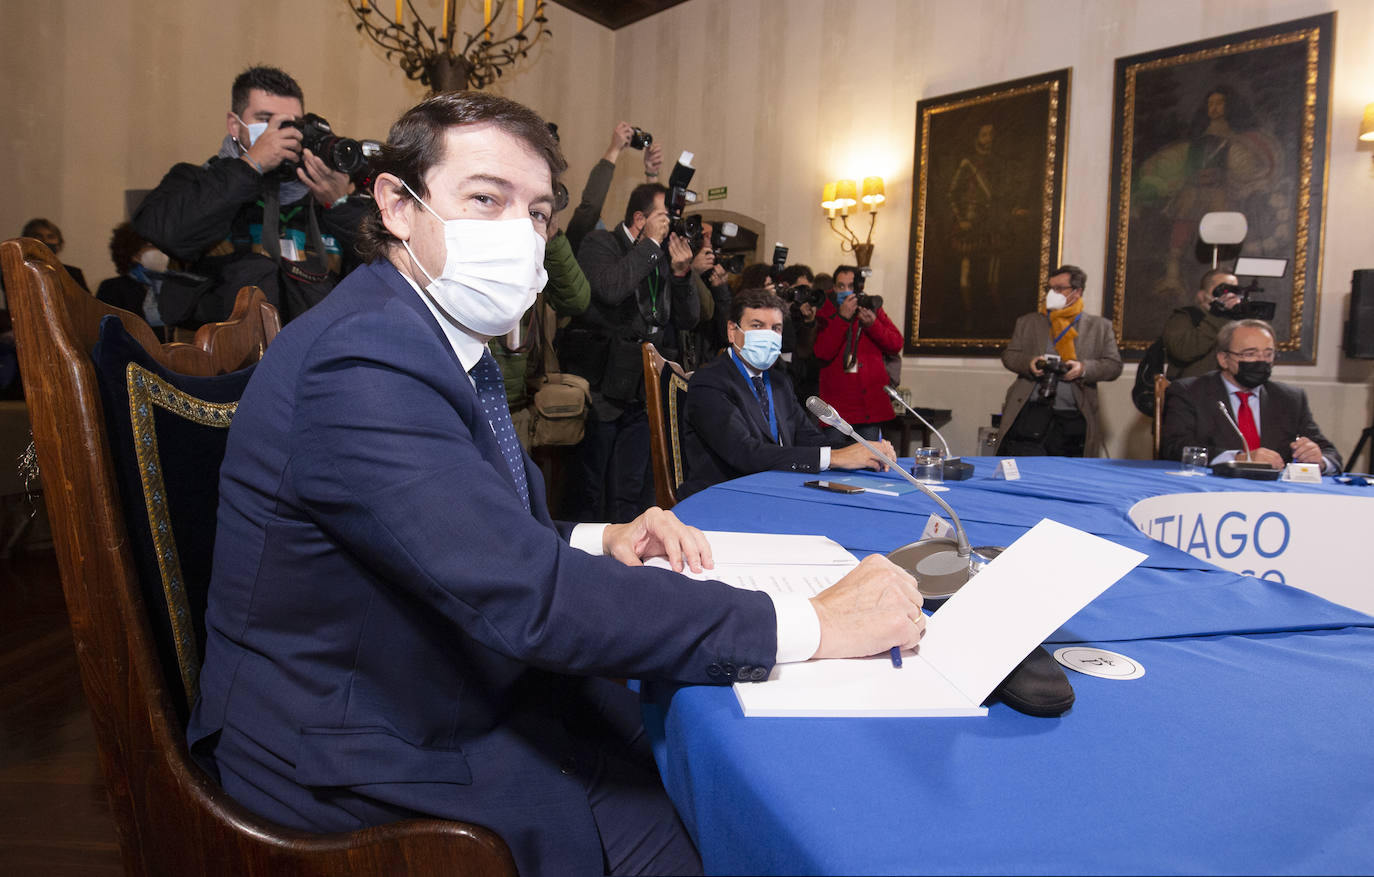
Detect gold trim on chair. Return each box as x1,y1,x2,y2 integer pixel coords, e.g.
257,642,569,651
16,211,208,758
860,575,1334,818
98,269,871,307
126,362,239,704
666,371,690,490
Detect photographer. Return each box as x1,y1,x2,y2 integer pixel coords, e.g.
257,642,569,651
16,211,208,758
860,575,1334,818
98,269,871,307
1161,268,1243,379
997,265,1122,457
134,66,368,326
778,263,823,407
813,265,904,441
563,121,663,254
564,182,699,522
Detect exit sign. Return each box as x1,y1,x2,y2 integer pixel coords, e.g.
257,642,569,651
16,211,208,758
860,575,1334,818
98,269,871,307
707,186,728,201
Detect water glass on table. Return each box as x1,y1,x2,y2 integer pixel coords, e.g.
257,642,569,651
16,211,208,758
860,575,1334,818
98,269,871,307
913,446,944,483
1181,446,1209,475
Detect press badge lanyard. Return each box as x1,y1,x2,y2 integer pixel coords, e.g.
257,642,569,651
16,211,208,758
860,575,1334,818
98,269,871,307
1051,314,1081,345
731,349,780,444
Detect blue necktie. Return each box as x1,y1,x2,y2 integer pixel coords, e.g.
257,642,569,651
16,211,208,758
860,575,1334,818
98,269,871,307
471,350,531,512
751,374,771,425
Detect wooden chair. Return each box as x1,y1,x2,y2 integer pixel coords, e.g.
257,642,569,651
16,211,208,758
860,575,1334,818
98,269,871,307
1153,373,1171,459
1,237,517,877
642,342,691,509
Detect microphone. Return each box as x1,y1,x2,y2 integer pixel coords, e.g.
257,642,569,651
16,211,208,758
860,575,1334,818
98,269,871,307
1211,400,1280,479
884,386,974,480
806,396,1000,599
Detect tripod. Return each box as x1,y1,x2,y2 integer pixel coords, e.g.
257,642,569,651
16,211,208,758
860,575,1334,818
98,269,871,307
1347,416,1374,474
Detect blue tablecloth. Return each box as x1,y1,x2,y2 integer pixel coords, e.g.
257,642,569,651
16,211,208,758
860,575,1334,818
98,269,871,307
644,457,1374,875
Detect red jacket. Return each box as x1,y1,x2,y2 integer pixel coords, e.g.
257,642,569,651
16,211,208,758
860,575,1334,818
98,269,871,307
814,299,904,425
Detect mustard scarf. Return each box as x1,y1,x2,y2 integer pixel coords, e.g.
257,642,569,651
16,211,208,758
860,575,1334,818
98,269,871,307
1046,296,1084,361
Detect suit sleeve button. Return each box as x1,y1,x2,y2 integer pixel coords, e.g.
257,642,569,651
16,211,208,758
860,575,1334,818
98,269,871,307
707,663,722,678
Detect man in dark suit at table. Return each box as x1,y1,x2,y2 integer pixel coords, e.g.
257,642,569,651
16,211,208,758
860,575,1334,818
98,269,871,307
188,92,926,877
1161,318,1342,472
680,289,895,499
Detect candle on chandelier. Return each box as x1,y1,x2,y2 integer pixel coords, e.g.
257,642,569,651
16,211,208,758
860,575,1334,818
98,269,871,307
483,0,492,40
517,0,525,30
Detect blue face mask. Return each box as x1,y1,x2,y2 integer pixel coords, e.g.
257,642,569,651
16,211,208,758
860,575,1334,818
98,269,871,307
835,289,855,305
737,329,782,370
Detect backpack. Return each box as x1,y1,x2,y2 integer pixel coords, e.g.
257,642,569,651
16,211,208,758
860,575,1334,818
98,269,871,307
1131,337,1166,416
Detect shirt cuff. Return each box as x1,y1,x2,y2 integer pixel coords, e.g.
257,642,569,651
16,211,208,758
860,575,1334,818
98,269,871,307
570,523,609,554
1321,456,1339,475
819,446,831,470
770,592,821,664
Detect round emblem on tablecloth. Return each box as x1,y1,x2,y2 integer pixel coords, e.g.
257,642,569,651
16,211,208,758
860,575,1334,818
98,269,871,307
1053,647,1145,680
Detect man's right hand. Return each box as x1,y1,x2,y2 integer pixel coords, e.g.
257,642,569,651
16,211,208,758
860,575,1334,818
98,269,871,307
838,295,858,320
644,142,664,179
809,555,925,660
799,302,816,322
1028,358,1045,377
604,121,633,163
243,115,302,173
830,439,895,472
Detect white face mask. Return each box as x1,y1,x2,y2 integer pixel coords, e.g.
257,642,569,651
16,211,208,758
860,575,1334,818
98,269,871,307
400,181,547,337
1045,290,1068,311
232,113,268,147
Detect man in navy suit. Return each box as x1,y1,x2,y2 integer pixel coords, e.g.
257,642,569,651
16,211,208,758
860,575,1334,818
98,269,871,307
1161,319,1341,472
189,92,926,876
680,288,895,498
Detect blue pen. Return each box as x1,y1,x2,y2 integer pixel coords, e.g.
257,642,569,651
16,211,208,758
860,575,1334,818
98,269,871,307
890,646,903,668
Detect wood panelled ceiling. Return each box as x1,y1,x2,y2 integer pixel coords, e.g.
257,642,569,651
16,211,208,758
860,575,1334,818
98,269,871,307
551,0,692,30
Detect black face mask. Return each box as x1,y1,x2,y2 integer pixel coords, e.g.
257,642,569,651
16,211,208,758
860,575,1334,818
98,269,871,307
1233,360,1272,389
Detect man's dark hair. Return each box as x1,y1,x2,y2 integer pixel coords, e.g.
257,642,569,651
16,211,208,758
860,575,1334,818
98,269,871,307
779,264,813,286
730,288,788,325
813,272,833,292
1199,267,1233,293
623,183,667,228
108,222,148,275
738,263,772,291
355,91,567,264
832,264,858,281
231,66,304,115
21,218,57,241
1051,264,1087,290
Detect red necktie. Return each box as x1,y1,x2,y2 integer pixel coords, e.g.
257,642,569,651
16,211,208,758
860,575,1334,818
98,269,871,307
1235,390,1260,454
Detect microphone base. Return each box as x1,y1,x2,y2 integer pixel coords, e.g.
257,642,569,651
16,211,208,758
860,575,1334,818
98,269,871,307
942,459,976,480
888,540,1006,604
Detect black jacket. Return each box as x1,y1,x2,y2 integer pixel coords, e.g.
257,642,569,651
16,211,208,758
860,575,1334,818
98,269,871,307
134,155,369,325
679,351,836,499
563,224,698,415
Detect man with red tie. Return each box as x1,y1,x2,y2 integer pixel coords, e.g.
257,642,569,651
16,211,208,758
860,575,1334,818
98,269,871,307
1161,319,1341,472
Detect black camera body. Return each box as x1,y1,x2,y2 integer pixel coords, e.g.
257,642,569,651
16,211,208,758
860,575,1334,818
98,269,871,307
630,127,653,149
710,222,744,274
1208,280,1277,320
790,284,826,308
278,113,368,180
852,267,881,310
1032,353,1072,402
665,156,699,245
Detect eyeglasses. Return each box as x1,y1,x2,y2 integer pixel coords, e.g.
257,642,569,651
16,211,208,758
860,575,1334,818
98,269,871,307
1045,284,1076,293
1224,348,1276,362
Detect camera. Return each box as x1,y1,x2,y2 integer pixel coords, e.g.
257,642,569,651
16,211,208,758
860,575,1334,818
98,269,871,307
1032,352,1072,402
771,243,789,276
1208,281,1276,320
553,180,570,213
711,222,744,274
278,113,369,180
790,284,826,308
854,267,881,311
630,127,653,150
665,153,699,244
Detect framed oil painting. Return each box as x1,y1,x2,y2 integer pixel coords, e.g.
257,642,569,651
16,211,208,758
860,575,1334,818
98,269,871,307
1105,14,1333,362
905,69,1069,355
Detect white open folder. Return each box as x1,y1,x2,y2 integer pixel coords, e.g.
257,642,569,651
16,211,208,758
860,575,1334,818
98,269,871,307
651,519,1145,717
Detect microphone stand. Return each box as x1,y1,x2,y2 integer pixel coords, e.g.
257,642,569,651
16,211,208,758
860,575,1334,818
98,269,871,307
884,386,975,480
807,397,1001,598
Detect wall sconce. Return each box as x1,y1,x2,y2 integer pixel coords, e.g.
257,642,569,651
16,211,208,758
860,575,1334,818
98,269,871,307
1361,104,1374,142
821,176,884,266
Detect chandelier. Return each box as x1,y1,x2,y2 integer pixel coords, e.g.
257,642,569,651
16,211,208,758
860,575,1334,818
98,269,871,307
347,0,552,93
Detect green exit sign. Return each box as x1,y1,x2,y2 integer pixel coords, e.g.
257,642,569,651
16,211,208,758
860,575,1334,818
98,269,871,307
707,186,728,201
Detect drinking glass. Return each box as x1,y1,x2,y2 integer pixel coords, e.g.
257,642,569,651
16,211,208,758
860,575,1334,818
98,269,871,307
913,447,944,484
1181,446,1209,475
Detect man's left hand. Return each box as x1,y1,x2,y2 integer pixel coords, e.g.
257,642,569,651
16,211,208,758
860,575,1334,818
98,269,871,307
691,244,715,275
667,233,694,276
856,306,876,327
1063,360,1084,381
1291,436,1325,466
603,507,714,574
298,148,355,205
